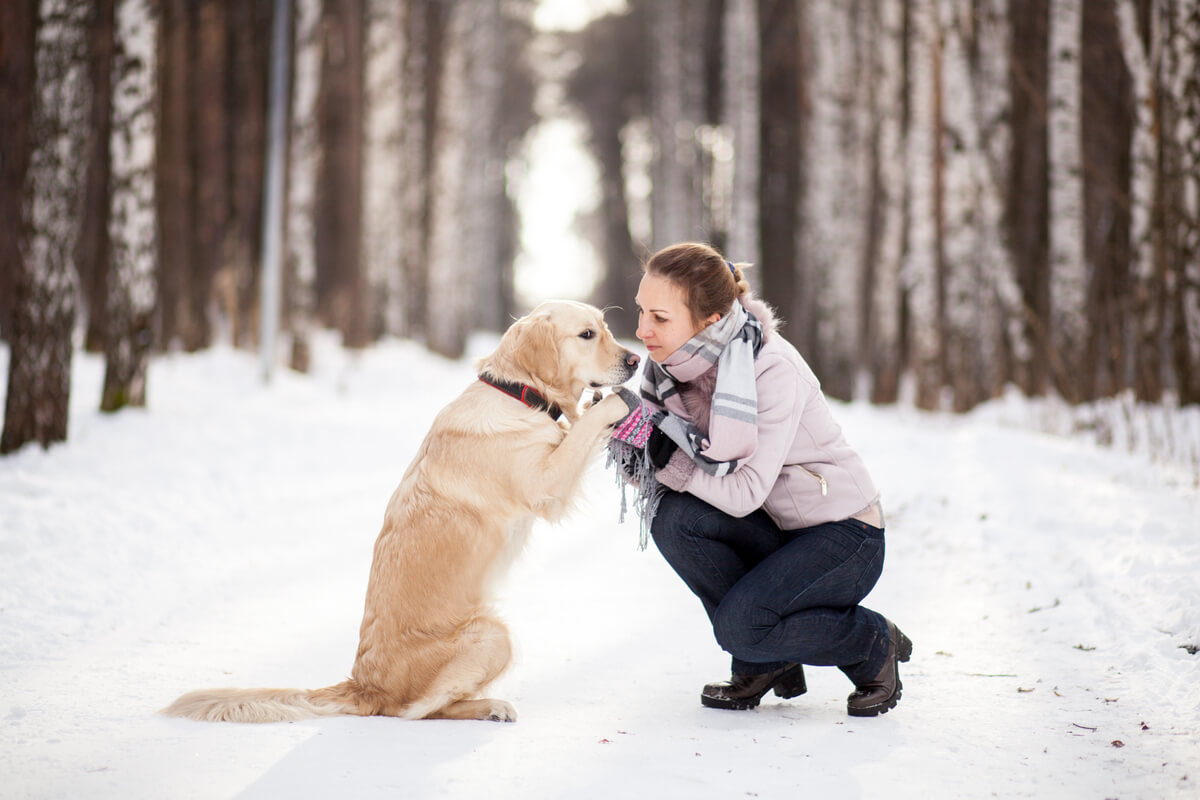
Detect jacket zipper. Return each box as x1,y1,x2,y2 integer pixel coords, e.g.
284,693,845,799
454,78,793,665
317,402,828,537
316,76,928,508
802,467,828,496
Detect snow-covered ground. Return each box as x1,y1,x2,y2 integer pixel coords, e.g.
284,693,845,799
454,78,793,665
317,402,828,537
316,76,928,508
1,335,1198,800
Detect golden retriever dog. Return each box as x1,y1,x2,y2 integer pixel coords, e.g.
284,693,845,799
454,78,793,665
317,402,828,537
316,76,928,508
162,301,640,723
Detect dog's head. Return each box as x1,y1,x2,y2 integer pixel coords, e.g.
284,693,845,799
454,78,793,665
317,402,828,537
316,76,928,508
479,301,639,417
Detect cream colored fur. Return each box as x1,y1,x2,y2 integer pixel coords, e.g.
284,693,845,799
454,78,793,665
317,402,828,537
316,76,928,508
161,301,638,724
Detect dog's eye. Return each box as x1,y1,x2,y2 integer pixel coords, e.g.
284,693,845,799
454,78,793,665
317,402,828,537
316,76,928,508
578,329,595,340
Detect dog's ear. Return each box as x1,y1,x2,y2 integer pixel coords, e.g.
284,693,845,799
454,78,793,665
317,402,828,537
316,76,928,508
514,313,561,385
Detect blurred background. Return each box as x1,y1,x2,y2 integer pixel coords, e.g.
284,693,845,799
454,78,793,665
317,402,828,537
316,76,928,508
1,0,1198,454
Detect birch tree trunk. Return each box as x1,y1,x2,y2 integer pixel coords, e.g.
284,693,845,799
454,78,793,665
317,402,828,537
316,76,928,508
1048,0,1088,401
190,0,229,351
227,0,271,349
78,0,116,353
596,114,641,336
757,0,802,336
1007,0,1050,396
491,9,537,329
314,0,366,347
425,3,471,357
567,7,647,338
971,0,1023,405
1082,0,1135,398
940,0,985,411
1,0,90,453
0,1,38,340
648,0,705,248
285,0,321,372
800,0,868,400
362,0,406,339
648,0,684,248
866,0,907,404
399,0,443,341
420,0,524,353
931,0,1012,411
721,0,760,268
1169,0,1200,404
847,0,877,399
904,0,943,410
154,0,194,352
101,0,158,412
462,0,505,333
1115,0,1165,401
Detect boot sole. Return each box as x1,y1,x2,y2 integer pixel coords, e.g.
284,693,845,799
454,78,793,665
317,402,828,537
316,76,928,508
701,665,807,710
700,694,764,711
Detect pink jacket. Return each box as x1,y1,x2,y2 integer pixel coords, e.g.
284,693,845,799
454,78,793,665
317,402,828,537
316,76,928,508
664,295,881,530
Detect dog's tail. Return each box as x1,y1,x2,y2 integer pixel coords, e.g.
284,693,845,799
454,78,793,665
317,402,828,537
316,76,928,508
160,680,364,723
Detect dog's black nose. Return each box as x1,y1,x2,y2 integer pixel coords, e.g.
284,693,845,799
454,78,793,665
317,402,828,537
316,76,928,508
625,351,640,368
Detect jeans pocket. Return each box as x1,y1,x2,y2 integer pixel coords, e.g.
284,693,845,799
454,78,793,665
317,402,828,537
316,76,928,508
853,534,885,600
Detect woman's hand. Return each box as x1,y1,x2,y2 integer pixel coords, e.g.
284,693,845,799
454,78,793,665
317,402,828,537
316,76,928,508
613,386,641,420
647,428,678,469
610,391,653,442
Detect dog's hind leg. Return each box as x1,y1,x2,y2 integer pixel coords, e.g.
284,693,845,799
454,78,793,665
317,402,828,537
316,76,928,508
401,615,516,721
426,697,517,722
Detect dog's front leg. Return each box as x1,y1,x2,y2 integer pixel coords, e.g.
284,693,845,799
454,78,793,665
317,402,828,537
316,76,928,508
532,391,636,516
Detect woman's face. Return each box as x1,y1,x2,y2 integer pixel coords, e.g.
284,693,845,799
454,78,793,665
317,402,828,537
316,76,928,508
635,273,715,362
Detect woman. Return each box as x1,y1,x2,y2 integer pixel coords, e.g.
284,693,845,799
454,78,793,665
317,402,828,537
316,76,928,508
609,242,910,717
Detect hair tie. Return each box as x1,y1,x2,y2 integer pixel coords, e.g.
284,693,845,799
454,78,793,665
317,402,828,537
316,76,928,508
726,260,737,276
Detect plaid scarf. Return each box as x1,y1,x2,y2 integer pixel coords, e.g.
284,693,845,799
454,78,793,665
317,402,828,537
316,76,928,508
643,300,764,472
607,300,764,548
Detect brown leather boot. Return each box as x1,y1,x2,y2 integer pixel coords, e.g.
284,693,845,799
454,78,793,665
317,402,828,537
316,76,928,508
700,663,807,710
847,620,912,717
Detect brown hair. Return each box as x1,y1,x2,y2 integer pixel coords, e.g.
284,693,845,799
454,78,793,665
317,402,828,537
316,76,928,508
643,242,751,326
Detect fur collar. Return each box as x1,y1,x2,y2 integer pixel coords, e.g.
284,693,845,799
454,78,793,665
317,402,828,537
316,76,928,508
739,293,782,341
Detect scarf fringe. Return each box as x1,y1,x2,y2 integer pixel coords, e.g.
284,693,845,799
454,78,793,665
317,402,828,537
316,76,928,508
605,438,668,551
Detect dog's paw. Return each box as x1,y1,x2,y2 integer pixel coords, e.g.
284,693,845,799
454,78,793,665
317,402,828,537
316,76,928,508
613,386,640,415
604,386,644,430
483,700,517,723
591,390,637,426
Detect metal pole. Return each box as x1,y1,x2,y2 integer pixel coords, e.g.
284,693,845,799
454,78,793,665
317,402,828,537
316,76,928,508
259,0,292,382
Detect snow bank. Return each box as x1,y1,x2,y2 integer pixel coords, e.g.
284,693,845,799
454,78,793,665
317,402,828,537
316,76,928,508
1,338,1197,799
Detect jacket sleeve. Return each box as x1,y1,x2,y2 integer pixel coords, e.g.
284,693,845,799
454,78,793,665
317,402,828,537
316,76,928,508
677,356,811,518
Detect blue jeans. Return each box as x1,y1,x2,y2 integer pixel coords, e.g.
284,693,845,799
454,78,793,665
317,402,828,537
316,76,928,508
650,491,891,684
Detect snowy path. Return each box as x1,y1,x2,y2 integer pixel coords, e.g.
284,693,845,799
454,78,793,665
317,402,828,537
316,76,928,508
1,340,1198,799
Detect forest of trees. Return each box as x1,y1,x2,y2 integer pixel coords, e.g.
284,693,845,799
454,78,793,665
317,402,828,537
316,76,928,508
1,0,1198,455
569,0,1199,411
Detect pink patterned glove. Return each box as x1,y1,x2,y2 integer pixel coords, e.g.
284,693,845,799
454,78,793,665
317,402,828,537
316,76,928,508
610,400,655,448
